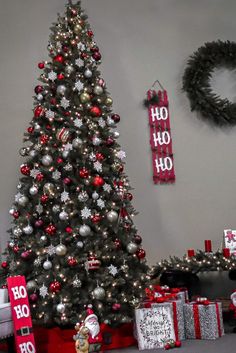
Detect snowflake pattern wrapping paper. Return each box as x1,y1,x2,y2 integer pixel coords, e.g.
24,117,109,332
152,299,185,341
183,302,224,340
135,304,176,350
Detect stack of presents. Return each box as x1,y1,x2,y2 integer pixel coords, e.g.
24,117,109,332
135,285,224,350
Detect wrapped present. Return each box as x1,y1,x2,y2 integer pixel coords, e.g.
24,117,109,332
152,299,185,341
0,302,13,339
135,303,176,350
183,299,224,339
0,289,8,305
171,288,189,304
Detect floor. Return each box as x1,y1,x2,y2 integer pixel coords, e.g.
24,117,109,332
111,334,236,352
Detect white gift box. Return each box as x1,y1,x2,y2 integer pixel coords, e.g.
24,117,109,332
135,304,176,350
0,288,8,304
0,302,13,339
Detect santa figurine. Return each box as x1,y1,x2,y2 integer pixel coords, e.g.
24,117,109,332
84,306,103,352
229,290,236,332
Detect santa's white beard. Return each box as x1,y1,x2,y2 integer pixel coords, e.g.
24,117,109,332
85,320,100,338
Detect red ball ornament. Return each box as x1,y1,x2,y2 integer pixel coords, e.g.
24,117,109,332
136,248,146,259
87,30,94,37
57,73,65,80
34,85,43,94
21,250,32,261
112,303,121,311
53,54,64,64
36,173,44,182
96,153,104,161
114,238,121,249
45,224,57,235
40,135,49,144
63,177,72,185
134,235,142,245
49,281,61,293
125,192,133,201
92,52,102,61
112,114,120,123
57,157,64,164
13,245,20,253
91,214,102,223
90,46,99,53
13,245,19,253
38,62,45,69
29,293,38,303
81,52,88,59
1,262,8,269
62,45,69,52
164,344,171,350
35,219,44,228
106,137,114,146
93,175,104,187
50,98,57,105
13,211,20,219
46,124,52,130
65,226,73,234
20,164,31,176
175,341,182,348
90,106,102,117
41,194,49,203
67,257,78,267
71,8,78,16
79,168,89,179
118,165,124,173
27,127,34,134
34,105,44,118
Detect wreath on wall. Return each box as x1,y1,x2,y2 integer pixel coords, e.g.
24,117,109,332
182,40,236,126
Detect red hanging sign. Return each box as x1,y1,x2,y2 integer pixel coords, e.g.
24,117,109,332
146,89,175,184
7,276,36,353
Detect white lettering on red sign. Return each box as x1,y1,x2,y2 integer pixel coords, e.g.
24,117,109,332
151,106,168,121
14,304,30,319
19,342,36,353
155,157,173,173
152,131,171,146
11,286,27,300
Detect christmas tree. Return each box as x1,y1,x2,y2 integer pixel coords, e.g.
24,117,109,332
0,1,148,326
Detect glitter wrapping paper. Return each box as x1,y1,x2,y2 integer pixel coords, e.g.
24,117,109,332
152,299,185,341
135,303,176,350
175,290,189,304
183,302,224,339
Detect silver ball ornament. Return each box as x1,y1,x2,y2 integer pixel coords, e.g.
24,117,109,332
93,287,106,300
113,131,120,139
93,85,103,95
127,242,138,254
107,210,119,223
23,224,33,235
37,93,44,101
79,224,91,237
72,138,83,149
92,137,101,146
55,244,67,256
57,85,66,95
76,241,84,248
34,123,41,131
43,260,52,270
42,155,53,166
65,65,74,75
84,69,92,78
62,150,70,158
40,235,47,244
92,192,99,200
13,226,23,237
73,278,82,288
26,280,38,292
9,208,16,215
56,303,66,313
29,150,38,158
52,205,60,213
18,195,29,206
59,211,69,221
29,185,38,195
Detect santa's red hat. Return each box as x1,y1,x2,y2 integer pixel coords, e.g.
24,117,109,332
85,306,97,322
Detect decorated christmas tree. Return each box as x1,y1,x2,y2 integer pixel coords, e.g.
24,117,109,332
0,1,148,326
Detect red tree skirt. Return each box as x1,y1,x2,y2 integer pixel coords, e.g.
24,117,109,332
0,323,136,352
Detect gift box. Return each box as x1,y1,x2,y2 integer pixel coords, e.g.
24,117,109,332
0,289,8,305
152,299,185,341
171,288,189,304
135,303,176,350
0,303,13,339
183,300,224,339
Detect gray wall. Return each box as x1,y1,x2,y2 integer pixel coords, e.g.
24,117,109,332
1,0,236,267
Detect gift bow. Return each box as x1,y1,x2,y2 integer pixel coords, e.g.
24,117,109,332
194,297,211,306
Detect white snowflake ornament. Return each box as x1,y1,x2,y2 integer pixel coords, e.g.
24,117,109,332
48,71,57,82
52,170,61,180
81,206,91,219
39,284,49,298
74,118,83,128
61,191,70,202
116,150,126,160
94,161,102,172
75,80,84,92
108,264,118,276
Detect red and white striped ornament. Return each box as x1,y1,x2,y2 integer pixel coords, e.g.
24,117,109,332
87,254,101,270
56,127,70,143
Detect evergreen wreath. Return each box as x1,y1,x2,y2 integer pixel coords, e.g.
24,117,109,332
182,40,236,126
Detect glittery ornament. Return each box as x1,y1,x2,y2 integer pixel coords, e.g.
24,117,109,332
45,224,57,235
56,128,70,143
49,281,61,293
26,280,38,292
59,211,69,221
35,85,43,94
79,168,89,178
127,242,138,254
23,224,33,235
93,286,105,300
72,278,82,288
13,226,23,237
34,105,44,118
18,195,29,206
93,175,104,187
78,191,89,202
136,248,146,259
41,194,49,203
57,85,67,95
67,257,78,266
20,164,31,176
72,138,83,149
76,241,84,248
